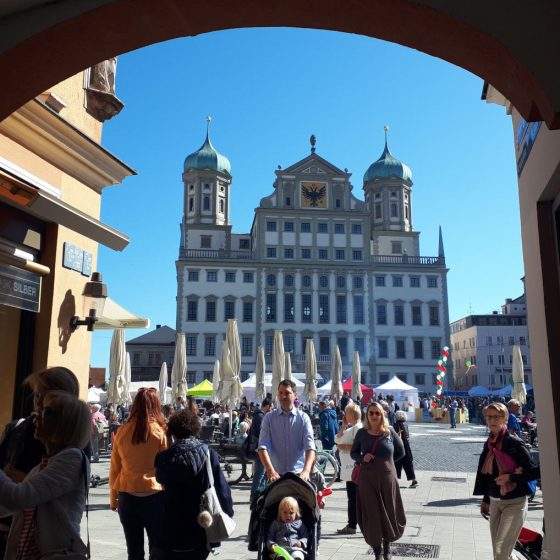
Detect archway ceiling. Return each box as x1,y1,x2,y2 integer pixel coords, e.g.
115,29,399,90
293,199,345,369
1,0,559,128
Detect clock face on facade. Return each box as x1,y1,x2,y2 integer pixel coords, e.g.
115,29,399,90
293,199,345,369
300,181,328,208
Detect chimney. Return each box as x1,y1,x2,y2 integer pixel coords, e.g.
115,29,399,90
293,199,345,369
156,324,161,329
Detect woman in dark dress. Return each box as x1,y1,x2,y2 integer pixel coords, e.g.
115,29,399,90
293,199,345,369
393,410,418,488
351,402,406,560
155,403,234,559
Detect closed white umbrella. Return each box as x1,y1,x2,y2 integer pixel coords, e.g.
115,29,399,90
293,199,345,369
271,330,285,395
219,340,243,441
511,344,527,404
107,328,126,405
351,351,363,402
212,359,221,404
304,339,318,403
284,352,292,382
226,319,241,383
122,352,132,405
171,333,188,402
255,346,266,401
331,345,343,403
159,362,168,405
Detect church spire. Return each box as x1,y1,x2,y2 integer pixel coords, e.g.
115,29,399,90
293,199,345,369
438,225,445,258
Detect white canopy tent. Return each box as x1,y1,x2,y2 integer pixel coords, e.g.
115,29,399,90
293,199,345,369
375,376,419,419
242,373,304,403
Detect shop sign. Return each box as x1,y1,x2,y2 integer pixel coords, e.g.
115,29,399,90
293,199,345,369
0,262,41,313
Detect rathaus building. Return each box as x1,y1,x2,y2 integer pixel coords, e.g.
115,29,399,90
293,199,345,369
176,125,450,392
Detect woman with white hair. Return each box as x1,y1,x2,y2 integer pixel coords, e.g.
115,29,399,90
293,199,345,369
393,410,417,488
90,403,108,463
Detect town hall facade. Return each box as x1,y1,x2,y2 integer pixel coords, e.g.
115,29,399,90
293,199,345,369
175,125,451,392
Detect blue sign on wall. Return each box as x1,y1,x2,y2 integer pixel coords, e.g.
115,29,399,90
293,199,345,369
63,242,92,277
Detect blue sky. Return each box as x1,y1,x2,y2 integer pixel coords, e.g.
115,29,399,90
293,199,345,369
90,27,523,371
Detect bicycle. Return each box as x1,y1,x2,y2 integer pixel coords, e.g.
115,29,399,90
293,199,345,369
209,441,252,486
314,449,340,488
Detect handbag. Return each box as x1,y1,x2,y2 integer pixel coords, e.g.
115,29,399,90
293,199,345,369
198,450,236,545
351,435,382,484
39,451,90,560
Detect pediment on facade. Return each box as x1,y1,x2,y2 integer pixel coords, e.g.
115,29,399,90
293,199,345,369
282,153,348,178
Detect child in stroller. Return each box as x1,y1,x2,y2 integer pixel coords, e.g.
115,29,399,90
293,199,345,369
248,473,321,560
267,496,308,560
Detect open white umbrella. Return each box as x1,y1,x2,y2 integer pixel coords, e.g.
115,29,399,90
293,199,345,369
284,352,292,382
271,330,285,395
331,345,343,403
511,344,527,404
212,359,221,404
255,346,266,401
158,362,168,405
351,351,363,401
171,333,188,402
107,328,126,405
304,338,318,403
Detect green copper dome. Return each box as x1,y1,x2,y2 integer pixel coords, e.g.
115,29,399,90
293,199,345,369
184,129,231,175
363,140,412,184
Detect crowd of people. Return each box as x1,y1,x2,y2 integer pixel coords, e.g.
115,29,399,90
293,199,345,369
0,368,542,560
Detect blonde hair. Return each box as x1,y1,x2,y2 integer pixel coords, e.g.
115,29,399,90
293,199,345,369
484,402,508,420
278,496,300,520
344,402,362,423
42,391,91,449
363,402,390,436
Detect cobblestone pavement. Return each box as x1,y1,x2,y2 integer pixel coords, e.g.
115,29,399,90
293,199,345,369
87,422,544,559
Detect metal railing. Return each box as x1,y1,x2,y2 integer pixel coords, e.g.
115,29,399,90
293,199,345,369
370,255,444,266
182,249,254,260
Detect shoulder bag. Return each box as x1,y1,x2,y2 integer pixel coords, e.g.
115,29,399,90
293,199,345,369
198,450,236,545
351,435,382,484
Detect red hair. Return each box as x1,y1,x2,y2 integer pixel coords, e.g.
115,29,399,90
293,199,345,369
129,388,165,444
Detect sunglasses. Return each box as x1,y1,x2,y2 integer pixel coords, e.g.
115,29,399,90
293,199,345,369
368,411,382,416
485,414,504,421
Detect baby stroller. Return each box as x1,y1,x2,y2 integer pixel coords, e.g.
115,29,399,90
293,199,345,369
514,527,543,559
248,473,321,560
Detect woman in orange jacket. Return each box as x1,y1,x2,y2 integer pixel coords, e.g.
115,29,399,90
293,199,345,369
110,388,168,559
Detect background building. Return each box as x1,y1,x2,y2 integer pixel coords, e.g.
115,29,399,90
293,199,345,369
450,294,532,390
175,128,450,392
126,324,176,381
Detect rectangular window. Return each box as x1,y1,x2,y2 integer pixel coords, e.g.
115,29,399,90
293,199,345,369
412,305,422,325
353,295,364,324
337,337,348,358
498,354,505,365
225,272,236,282
266,293,277,322
354,276,363,289
429,305,439,326
188,271,199,282
200,235,212,248
522,354,528,365
355,337,365,359
206,300,216,321
413,339,424,359
486,336,493,346
239,238,250,250
508,336,515,345
132,352,141,366
397,373,408,383
431,339,441,359
318,223,328,233
427,277,438,288
519,336,526,346
241,336,253,357
375,276,385,287
204,336,216,356
266,247,277,258
410,276,421,287
334,223,345,234
375,204,382,219
378,339,388,358
394,304,404,325
243,272,254,283
186,336,197,356
284,293,295,322
187,300,198,321
377,303,387,325
284,247,294,259
319,294,329,323
243,301,253,322
318,249,328,260
336,295,347,324
207,271,218,282
379,373,389,383
415,373,426,386
266,221,277,231
204,371,213,381
300,222,311,232
391,241,402,254
487,354,494,365
352,250,363,261
284,336,295,353
335,249,345,260
392,276,403,287
396,339,406,358
302,294,312,323
284,221,294,232
301,248,312,259
351,224,362,234
497,336,504,345
224,300,235,320
265,335,274,355
319,336,330,356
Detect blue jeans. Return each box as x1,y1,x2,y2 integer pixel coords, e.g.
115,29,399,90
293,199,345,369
250,455,266,503
118,491,164,559
450,410,457,428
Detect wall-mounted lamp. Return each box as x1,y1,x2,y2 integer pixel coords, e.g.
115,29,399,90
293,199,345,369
70,271,107,332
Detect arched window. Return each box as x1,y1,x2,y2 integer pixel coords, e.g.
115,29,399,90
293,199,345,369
336,275,346,289
203,196,210,211
302,275,312,288
285,274,294,287
219,199,224,213
319,275,329,288
267,274,276,286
